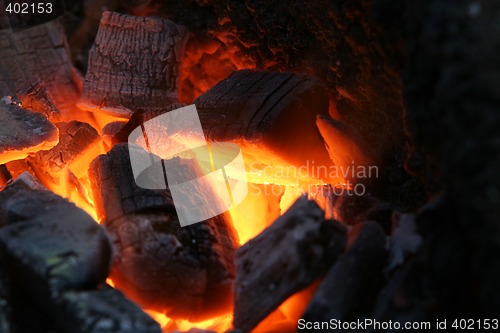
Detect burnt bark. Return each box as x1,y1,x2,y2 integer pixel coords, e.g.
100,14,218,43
78,11,189,118
0,19,82,116
0,100,58,165
233,196,347,332
89,143,239,320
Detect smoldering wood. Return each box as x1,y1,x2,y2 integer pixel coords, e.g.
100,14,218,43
89,144,174,222
54,285,161,333
112,102,185,145
0,187,112,304
89,143,239,320
0,19,82,115
15,79,61,122
27,121,100,178
0,101,58,165
78,11,189,118
194,70,334,182
301,221,388,323
233,196,347,332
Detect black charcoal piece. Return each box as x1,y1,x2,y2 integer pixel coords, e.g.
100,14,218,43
233,196,347,332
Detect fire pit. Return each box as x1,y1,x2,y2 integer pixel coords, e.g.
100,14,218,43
0,0,499,332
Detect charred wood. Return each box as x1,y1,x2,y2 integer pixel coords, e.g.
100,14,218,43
27,121,100,179
0,100,58,165
89,143,239,320
233,196,347,332
194,70,333,183
54,285,161,333
0,19,82,116
78,11,189,118
0,184,112,304
15,79,61,123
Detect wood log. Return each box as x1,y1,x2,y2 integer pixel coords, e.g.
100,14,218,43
54,285,161,333
0,19,82,117
0,184,112,305
89,143,239,320
0,100,58,165
16,79,61,122
78,11,189,118
300,221,388,323
233,196,347,332
194,70,335,184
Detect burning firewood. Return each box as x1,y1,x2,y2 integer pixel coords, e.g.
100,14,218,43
0,100,58,165
27,121,100,179
89,143,239,320
15,79,61,122
0,176,112,304
0,20,82,116
194,70,335,184
55,285,161,333
233,196,347,332
301,221,388,323
78,11,189,118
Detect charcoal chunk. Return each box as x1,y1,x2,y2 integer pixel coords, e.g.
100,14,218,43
55,286,161,333
0,189,112,303
233,196,347,332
